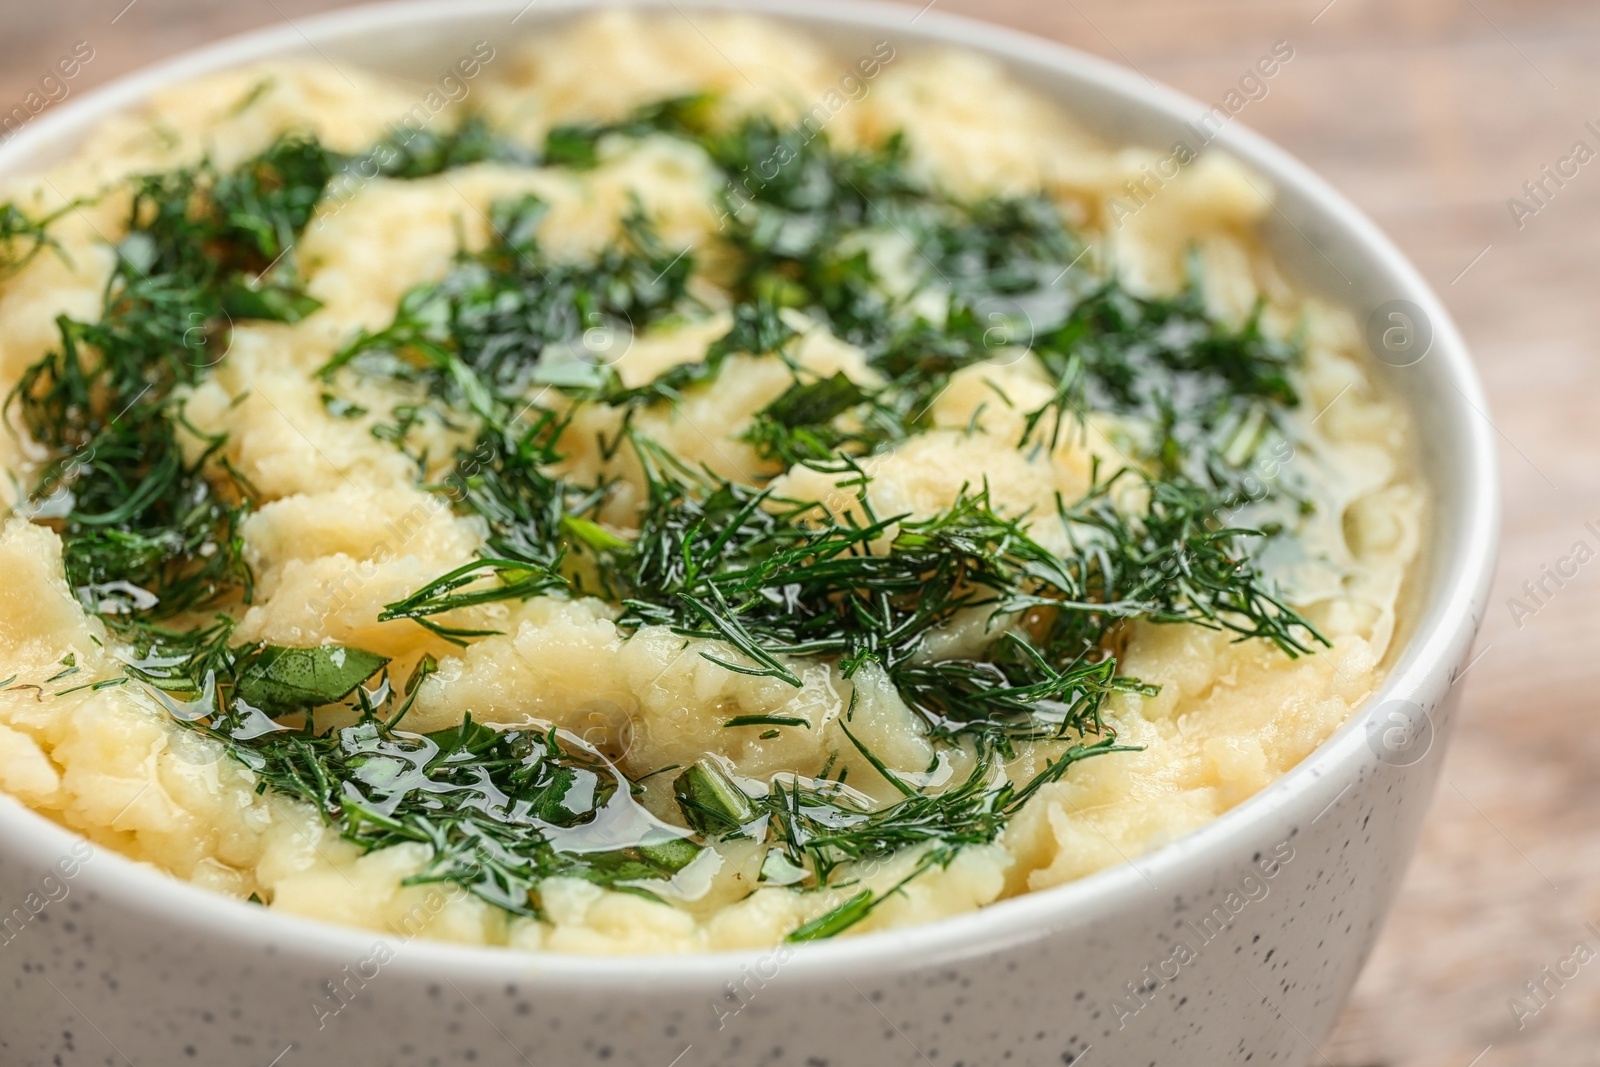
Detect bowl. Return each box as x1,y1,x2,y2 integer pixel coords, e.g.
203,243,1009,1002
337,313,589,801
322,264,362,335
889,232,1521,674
0,2,1498,1064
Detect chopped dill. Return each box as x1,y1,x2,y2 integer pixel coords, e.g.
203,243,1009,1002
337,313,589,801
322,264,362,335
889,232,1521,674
191,704,699,916
367,114,533,180
723,714,810,729
5,95,1327,937
378,558,566,644
542,94,714,169
0,199,87,278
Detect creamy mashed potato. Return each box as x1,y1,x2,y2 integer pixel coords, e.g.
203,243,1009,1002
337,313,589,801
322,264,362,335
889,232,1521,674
0,13,1420,953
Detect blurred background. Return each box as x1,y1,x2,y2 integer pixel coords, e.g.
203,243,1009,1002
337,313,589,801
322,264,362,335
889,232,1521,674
4,1,1595,1063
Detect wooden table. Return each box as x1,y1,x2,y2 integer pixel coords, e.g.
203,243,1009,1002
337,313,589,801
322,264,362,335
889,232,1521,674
4,1,1596,1063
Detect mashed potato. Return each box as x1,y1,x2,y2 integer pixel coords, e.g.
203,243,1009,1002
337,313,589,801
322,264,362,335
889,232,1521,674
0,13,1419,952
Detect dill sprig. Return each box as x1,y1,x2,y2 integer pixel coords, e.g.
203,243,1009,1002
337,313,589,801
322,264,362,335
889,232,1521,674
608,442,1319,752
319,193,696,430
769,736,1122,880
677,115,1302,482
377,557,567,644
737,371,913,467
679,730,1133,940
9,126,715,920
8,136,339,640
7,137,370,720
1050,468,1327,656
188,701,700,916
0,198,88,278
542,94,715,169
366,113,534,180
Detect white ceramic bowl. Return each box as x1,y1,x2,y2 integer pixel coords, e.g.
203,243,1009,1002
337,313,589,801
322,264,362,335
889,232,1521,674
0,3,1498,1064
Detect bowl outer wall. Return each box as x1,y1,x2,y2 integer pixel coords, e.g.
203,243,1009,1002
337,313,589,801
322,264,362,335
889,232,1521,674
0,3,1498,1065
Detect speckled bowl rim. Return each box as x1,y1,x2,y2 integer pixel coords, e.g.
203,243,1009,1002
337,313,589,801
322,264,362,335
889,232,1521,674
0,0,1498,984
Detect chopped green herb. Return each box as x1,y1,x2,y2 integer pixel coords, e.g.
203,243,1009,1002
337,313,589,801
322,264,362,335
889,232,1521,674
0,198,87,278
183,706,699,915
723,714,810,729
672,759,757,837
53,677,129,697
542,95,713,169
44,654,79,684
787,889,874,942
366,114,533,180
220,279,323,323
10,97,1328,927
378,558,566,644
233,644,391,718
